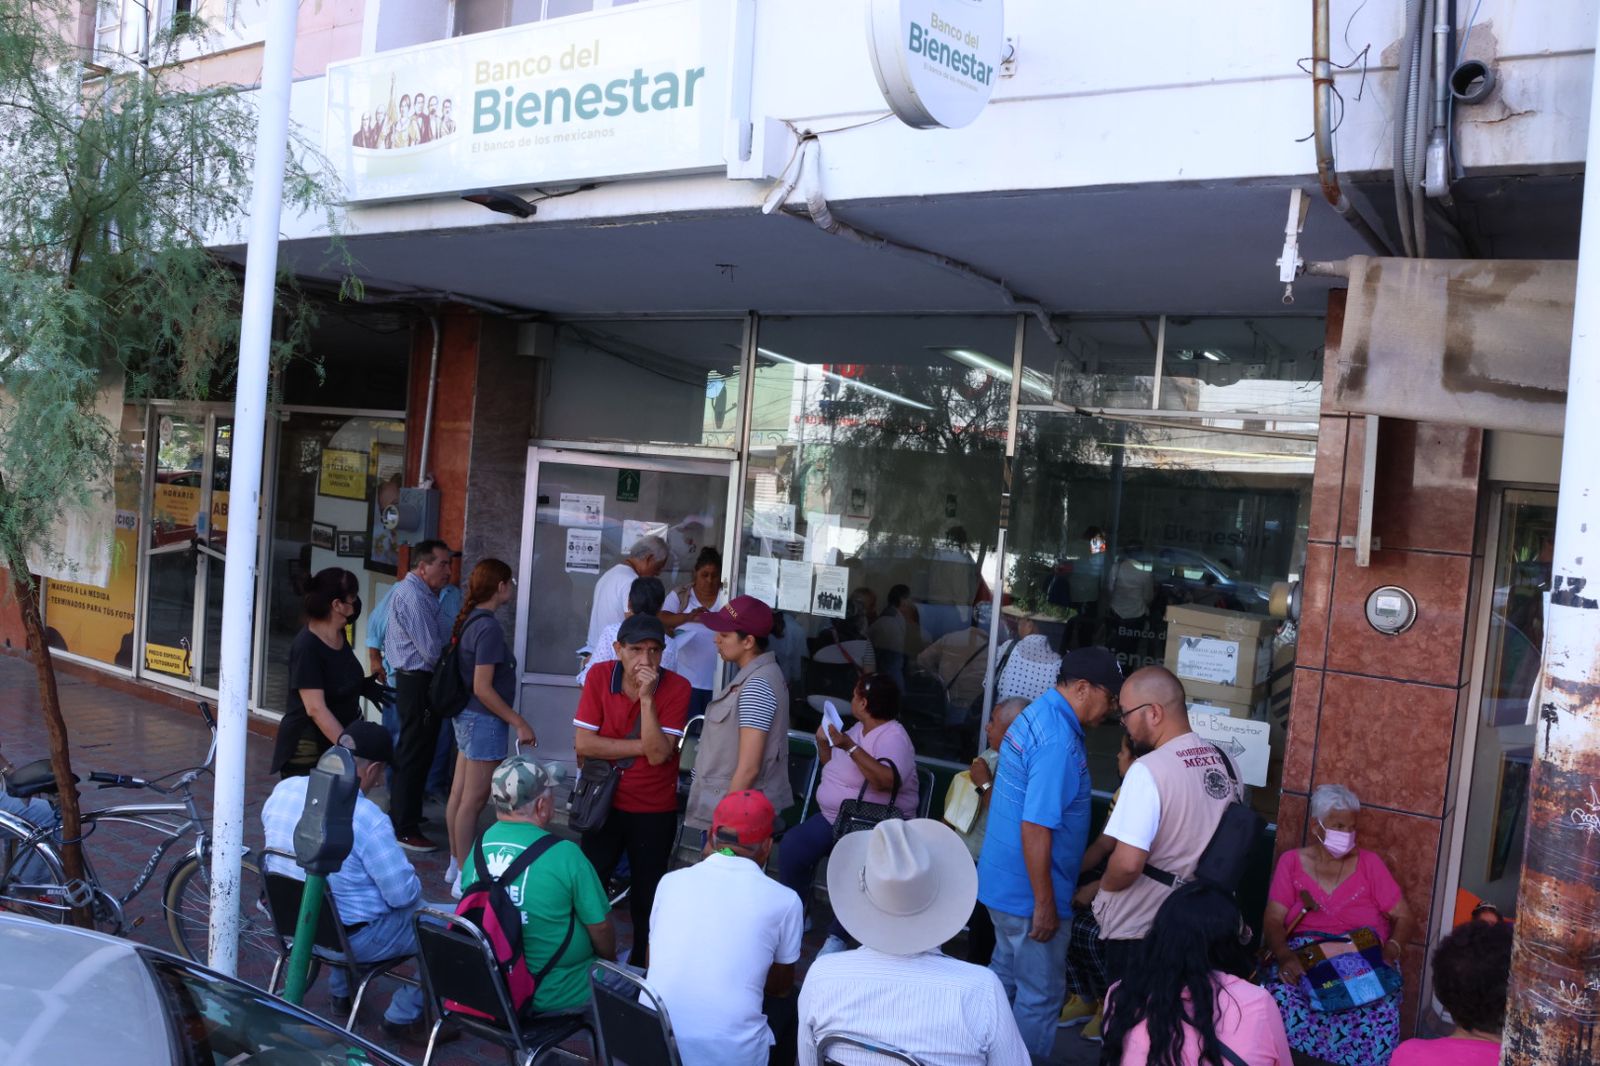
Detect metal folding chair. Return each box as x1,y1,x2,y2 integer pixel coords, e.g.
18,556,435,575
589,959,682,1066
916,766,936,820
816,1031,927,1065
413,906,595,1066
259,849,417,1033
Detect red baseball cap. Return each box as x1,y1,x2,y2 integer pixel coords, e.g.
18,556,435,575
699,595,775,638
711,789,777,846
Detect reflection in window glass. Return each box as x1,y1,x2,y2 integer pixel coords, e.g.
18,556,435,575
261,414,405,712
539,320,746,448
1456,492,1554,919
743,316,1014,763
455,0,652,36
1011,317,1316,808
1159,317,1323,419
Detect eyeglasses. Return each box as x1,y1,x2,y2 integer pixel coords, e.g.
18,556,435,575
1115,701,1159,725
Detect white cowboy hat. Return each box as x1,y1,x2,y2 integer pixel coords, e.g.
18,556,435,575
826,819,978,956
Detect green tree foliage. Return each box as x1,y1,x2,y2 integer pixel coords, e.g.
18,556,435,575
0,0,351,920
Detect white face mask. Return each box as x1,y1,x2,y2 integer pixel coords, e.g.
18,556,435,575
1319,822,1356,858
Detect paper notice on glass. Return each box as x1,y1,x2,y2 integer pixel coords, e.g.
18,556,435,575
752,502,797,541
745,556,779,606
1174,635,1240,686
811,564,849,618
822,700,846,745
778,560,813,613
1187,711,1271,787
564,528,602,574
559,493,604,528
621,519,668,551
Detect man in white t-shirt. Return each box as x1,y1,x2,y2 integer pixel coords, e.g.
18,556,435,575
645,790,802,1066
585,535,668,657
1092,665,1241,985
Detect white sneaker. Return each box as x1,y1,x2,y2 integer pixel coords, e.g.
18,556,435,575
451,870,463,901
444,857,459,886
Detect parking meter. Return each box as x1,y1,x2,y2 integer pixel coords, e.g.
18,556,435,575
283,744,358,1005
295,745,358,876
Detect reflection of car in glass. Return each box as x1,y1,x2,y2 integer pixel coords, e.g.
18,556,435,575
0,914,410,1066
1122,547,1270,610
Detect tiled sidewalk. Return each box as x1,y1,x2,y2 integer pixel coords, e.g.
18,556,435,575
0,653,1101,1065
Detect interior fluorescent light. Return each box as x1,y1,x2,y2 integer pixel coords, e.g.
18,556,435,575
1201,350,1227,363
936,348,1053,400
757,348,934,412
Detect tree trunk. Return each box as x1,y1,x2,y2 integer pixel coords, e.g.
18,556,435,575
7,567,92,928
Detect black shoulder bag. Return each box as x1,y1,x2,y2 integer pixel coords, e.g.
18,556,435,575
567,691,642,834
1143,744,1266,895
832,757,905,842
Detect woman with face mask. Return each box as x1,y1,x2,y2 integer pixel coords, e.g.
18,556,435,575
270,567,373,779
1260,783,1417,1066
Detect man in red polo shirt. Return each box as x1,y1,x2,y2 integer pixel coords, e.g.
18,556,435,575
573,612,689,968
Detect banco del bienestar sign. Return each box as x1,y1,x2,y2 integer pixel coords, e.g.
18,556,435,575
324,0,733,203
867,0,1004,129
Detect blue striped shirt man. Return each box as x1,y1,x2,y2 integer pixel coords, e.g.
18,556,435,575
383,571,449,672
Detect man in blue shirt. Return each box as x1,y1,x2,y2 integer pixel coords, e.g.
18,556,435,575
382,539,457,852
367,577,463,800
977,646,1123,1060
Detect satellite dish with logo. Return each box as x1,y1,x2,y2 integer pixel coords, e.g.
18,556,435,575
867,0,1005,130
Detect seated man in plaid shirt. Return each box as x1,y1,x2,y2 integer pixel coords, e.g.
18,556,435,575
262,721,443,1043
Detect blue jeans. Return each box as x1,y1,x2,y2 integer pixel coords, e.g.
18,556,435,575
426,718,456,796
0,790,57,883
776,812,848,941
988,906,1069,1059
327,903,426,1024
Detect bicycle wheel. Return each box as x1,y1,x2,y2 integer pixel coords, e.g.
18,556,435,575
163,856,276,970
0,815,69,923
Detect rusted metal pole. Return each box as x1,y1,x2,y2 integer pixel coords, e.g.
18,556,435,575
1310,0,1393,257
1502,23,1600,1064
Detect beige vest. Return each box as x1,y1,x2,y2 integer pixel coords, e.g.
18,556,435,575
684,652,793,830
1093,732,1239,940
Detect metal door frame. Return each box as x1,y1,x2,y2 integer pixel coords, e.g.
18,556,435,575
513,443,741,699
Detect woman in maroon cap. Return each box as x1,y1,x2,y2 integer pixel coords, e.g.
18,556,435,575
683,596,794,836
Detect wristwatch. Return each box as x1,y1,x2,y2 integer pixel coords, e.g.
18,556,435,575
975,782,992,795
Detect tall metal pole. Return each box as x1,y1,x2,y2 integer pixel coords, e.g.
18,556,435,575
208,0,301,976
1503,24,1600,1064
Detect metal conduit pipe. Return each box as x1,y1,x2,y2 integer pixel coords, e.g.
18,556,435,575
1392,0,1422,256
1312,0,1395,257
1423,2,1454,201
792,137,1063,343
1410,0,1435,255
416,313,442,489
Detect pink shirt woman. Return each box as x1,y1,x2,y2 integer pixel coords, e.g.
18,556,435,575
1118,973,1294,1065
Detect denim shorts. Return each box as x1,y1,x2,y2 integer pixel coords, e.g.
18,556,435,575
452,708,509,762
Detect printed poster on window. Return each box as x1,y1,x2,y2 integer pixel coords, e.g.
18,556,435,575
811,564,849,618
622,519,668,551
559,492,604,528
564,528,602,574
778,559,812,613
744,556,778,606
752,502,796,541
320,449,370,501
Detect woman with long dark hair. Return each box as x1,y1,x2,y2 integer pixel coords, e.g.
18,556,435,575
270,568,367,779
443,558,535,893
1103,882,1292,1066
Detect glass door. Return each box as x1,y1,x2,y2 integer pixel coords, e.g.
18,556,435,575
515,447,736,763
139,410,242,692
1450,489,1558,922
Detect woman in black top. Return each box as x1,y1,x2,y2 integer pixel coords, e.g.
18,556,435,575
270,567,367,778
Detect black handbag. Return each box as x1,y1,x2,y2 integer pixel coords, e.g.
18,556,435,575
429,613,496,720
566,691,641,834
832,757,904,843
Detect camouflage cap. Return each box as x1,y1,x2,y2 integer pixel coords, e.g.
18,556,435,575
490,755,565,813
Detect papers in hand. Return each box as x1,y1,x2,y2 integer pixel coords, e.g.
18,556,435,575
822,701,846,746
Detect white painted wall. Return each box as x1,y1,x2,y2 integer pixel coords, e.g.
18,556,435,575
265,0,1597,243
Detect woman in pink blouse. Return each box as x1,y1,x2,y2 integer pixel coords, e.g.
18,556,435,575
776,673,919,953
1105,882,1293,1065
1261,783,1417,1065
1390,918,1512,1065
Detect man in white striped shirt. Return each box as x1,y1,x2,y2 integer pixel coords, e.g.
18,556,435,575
798,819,1028,1066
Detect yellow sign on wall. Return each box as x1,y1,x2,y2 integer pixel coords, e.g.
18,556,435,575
144,641,191,678
320,449,370,501
43,516,141,668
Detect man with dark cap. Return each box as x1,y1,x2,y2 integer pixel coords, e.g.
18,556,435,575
645,790,802,1066
572,612,690,968
976,646,1124,1060
260,721,436,1040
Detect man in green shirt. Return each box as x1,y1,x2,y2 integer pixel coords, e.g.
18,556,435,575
460,756,616,1014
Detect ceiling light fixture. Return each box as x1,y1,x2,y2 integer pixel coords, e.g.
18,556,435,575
758,348,934,411
1201,349,1227,363
461,188,538,218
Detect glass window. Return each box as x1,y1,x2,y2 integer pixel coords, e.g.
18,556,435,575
456,0,653,37
741,316,1015,762
1454,491,1555,920
1159,317,1324,419
42,404,146,669
538,320,746,448
261,414,405,712
1010,317,1316,808
278,312,410,412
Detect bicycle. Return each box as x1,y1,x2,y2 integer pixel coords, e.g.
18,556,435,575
0,700,274,966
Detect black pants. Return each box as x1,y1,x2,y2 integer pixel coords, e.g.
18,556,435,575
580,807,676,968
1102,936,1145,990
390,669,438,836
966,900,996,966
763,992,798,1066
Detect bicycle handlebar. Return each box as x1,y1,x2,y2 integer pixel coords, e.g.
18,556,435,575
88,771,146,790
